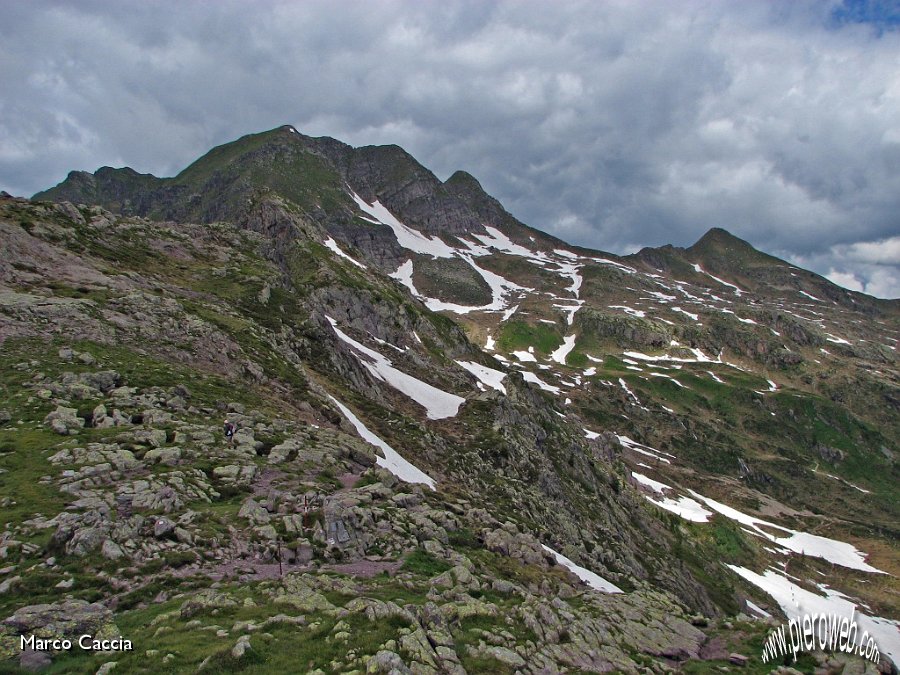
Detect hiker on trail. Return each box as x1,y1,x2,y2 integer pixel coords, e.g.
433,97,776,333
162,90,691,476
224,419,236,447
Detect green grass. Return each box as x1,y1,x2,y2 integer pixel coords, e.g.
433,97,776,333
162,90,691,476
496,321,561,355
0,429,68,525
400,549,452,577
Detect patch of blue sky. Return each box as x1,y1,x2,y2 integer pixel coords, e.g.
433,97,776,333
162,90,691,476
829,0,900,35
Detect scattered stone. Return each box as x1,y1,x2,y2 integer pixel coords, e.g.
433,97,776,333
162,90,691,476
231,635,252,658
238,498,270,525
154,517,176,538
180,590,238,619
44,406,84,435
367,650,411,674
19,647,52,671
729,653,748,666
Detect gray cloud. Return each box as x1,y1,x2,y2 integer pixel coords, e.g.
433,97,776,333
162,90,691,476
1,0,898,296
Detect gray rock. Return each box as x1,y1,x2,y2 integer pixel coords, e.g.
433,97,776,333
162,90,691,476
2,599,118,651
238,498,270,525
19,648,52,672
133,429,167,448
44,406,84,435
92,403,108,426
367,650,411,674
101,540,125,561
144,447,181,466
474,645,525,668
255,525,278,540
0,576,21,593
179,590,238,619
231,635,252,658
153,517,176,538
268,439,301,464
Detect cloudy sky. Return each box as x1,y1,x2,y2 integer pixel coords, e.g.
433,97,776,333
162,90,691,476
2,0,899,297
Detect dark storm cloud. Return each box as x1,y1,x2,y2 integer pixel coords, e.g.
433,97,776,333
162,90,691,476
1,0,898,296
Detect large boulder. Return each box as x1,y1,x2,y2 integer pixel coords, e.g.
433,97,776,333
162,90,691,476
0,600,119,662
44,406,84,436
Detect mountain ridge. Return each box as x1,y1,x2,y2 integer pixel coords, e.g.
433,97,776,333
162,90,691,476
4,125,897,673
34,125,897,312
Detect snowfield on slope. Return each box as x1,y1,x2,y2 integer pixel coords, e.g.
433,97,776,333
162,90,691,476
323,237,366,269
455,360,507,394
541,544,622,593
691,491,882,573
727,565,900,666
328,316,464,420
328,395,435,489
351,191,456,258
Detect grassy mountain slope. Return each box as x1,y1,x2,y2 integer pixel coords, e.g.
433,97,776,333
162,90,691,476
13,126,900,673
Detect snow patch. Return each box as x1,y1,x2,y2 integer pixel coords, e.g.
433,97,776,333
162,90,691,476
351,191,456,258
726,566,900,665
541,545,622,593
631,471,670,494
328,395,435,489
456,360,507,394
328,316,464,420
609,305,646,318
692,492,882,573
323,237,366,269
550,334,577,365
522,371,561,393
672,306,699,321
692,263,744,296
646,495,712,522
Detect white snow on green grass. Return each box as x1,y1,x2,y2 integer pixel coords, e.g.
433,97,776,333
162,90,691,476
323,237,367,269
726,566,900,665
541,545,622,593
550,334,577,365
328,395,435,489
692,491,883,573
513,349,537,363
646,494,712,522
455,360,507,394
328,316,464,420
